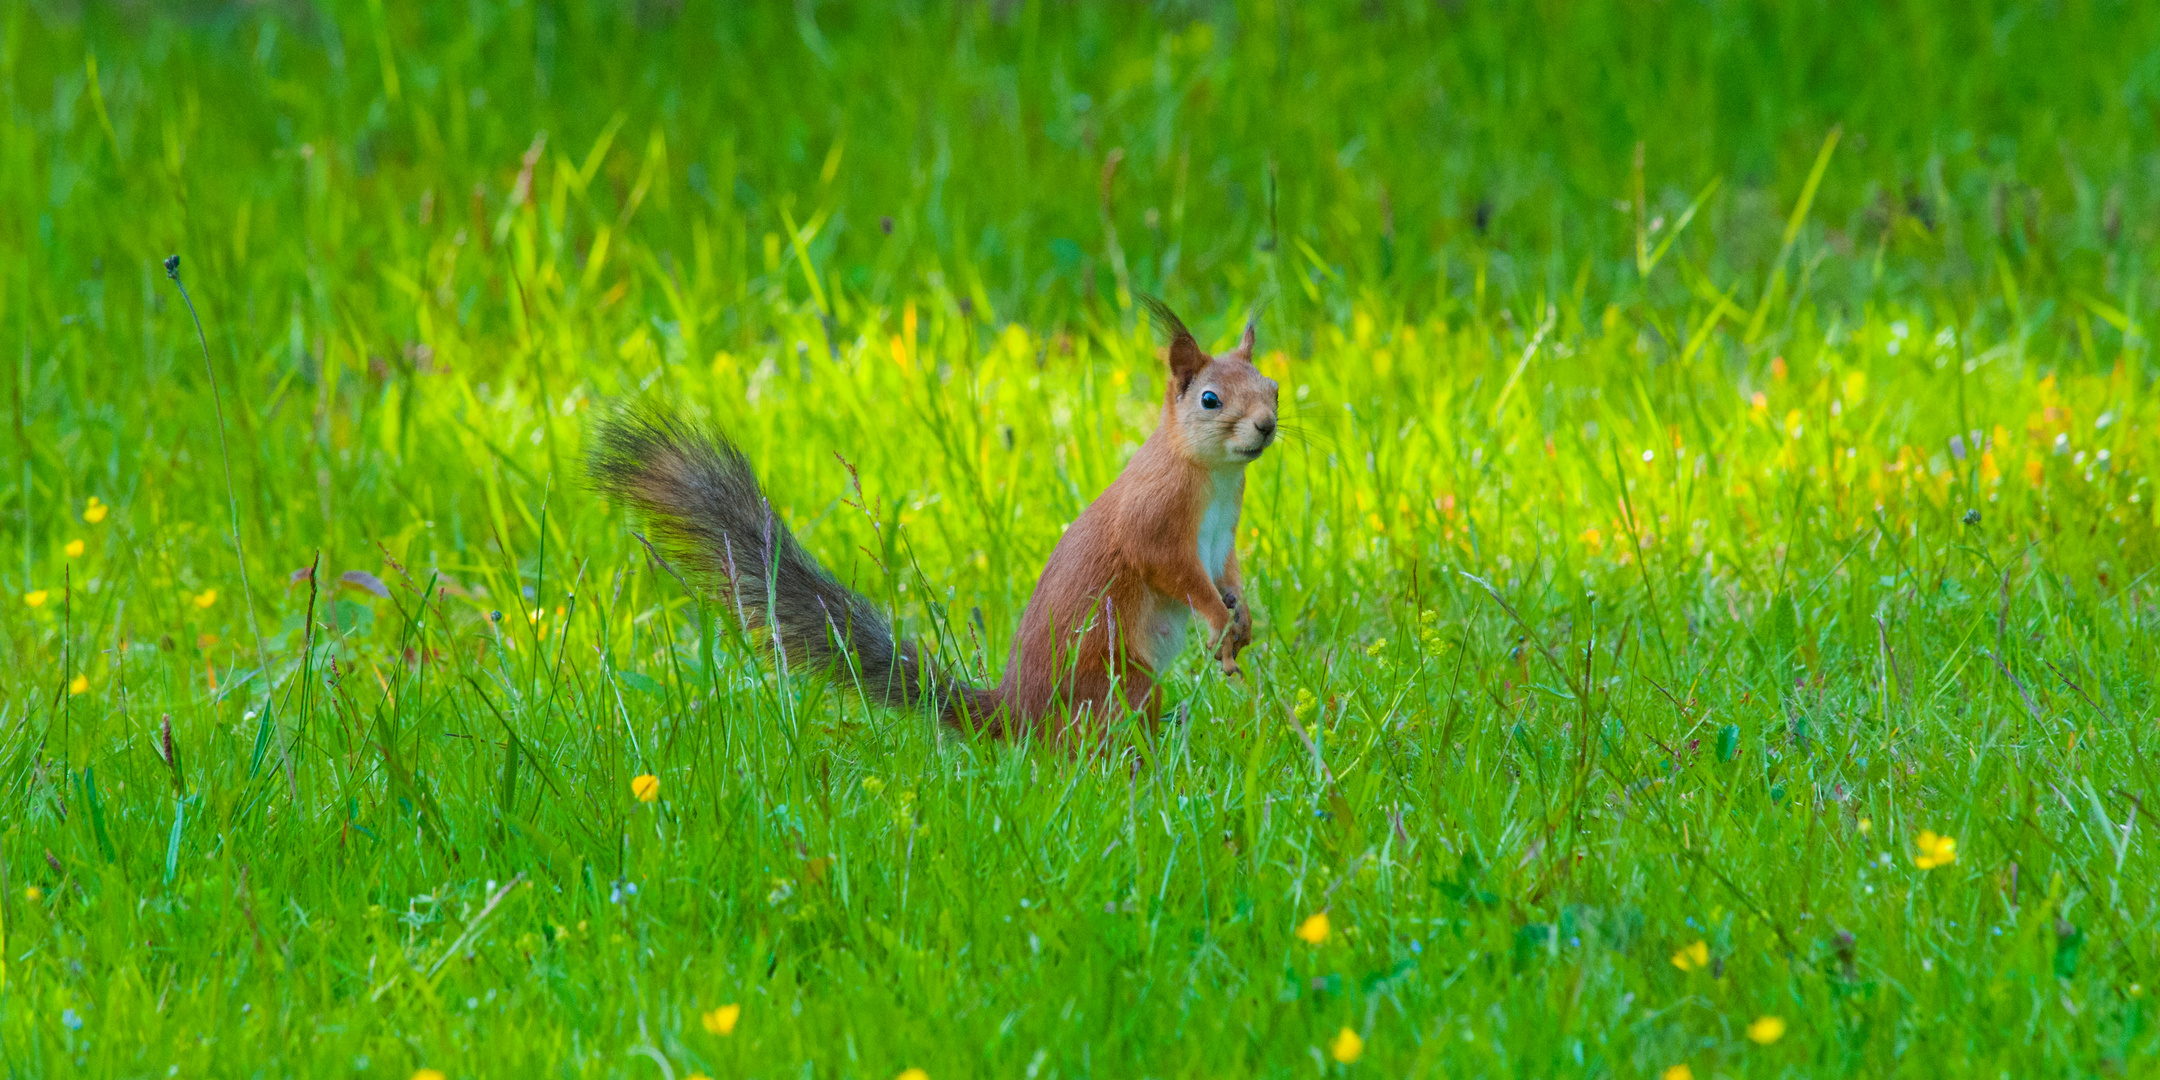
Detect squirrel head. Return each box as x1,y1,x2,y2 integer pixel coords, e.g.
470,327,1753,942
1145,298,1279,468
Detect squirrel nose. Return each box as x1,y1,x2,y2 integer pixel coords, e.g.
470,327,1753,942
1255,417,1277,440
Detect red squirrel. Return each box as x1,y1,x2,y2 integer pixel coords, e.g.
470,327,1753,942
589,298,1278,739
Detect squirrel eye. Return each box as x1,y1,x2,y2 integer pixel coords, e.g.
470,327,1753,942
1200,390,1221,410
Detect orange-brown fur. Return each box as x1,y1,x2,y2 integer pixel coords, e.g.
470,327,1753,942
590,299,1277,743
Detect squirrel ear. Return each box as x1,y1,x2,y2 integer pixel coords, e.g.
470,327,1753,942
1231,321,1257,361
1142,296,1207,395
1166,332,1206,395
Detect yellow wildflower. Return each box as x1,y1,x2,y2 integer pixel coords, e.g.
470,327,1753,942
192,589,218,609
69,675,88,695
64,539,84,558
895,1070,928,1080
1329,1026,1364,1063
1913,830,1957,870
24,886,42,902
1670,940,1709,971
1365,638,1387,659
688,1075,714,1080
1287,911,1321,946
701,1003,740,1035
631,774,660,803
82,497,107,524
1746,1015,1786,1045
24,590,47,608
1857,817,1872,836
1295,911,1331,945
411,1071,446,1080
1662,1067,1694,1080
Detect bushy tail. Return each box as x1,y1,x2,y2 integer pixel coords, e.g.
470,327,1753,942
588,407,1000,730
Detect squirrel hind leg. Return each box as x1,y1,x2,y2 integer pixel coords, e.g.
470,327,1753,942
939,685,1011,738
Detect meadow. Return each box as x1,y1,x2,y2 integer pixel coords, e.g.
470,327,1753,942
3,0,2158,1076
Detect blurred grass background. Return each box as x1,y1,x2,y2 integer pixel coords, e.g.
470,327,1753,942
2,1,2157,1076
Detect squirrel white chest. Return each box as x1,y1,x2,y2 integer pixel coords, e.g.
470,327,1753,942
1143,472,1244,674
1196,471,1244,579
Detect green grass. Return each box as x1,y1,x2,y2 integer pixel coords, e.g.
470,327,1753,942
3,1,2158,1076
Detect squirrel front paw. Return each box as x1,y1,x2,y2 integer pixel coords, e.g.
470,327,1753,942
1211,591,1251,677
1219,589,1253,651
1213,629,1245,677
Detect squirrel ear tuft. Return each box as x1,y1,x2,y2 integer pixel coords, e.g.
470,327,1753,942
1142,295,1207,394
